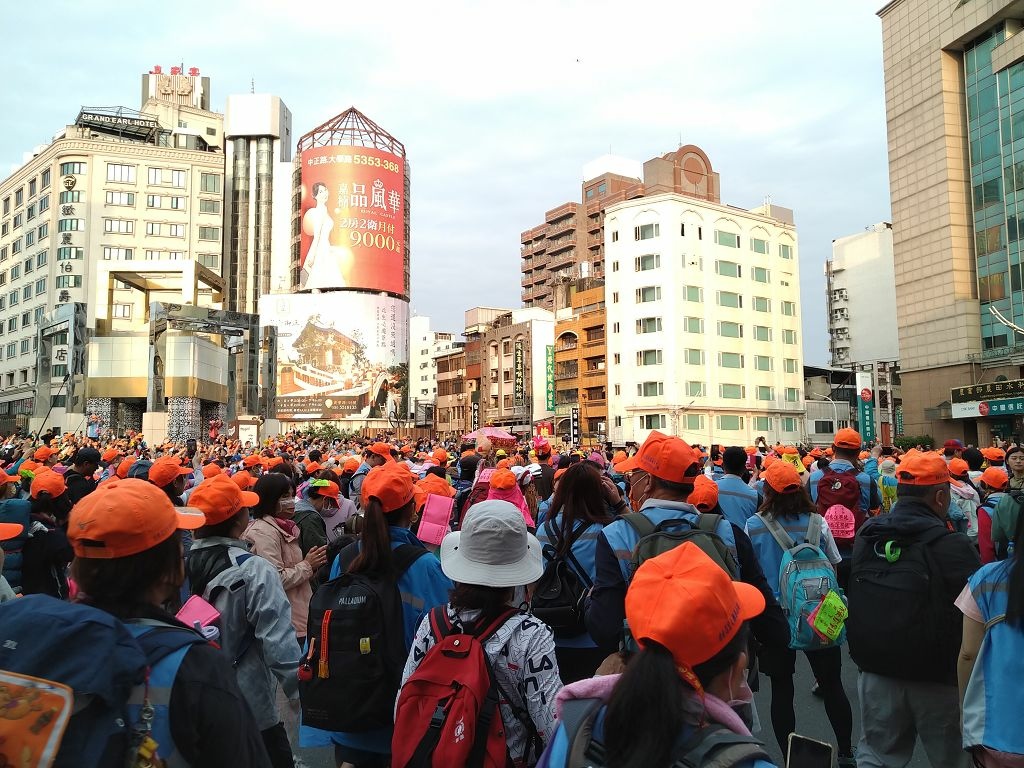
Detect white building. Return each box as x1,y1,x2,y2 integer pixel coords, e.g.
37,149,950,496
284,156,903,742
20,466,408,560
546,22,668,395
222,94,294,314
604,195,804,446
827,222,898,367
408,314,460,424
479,307,556,431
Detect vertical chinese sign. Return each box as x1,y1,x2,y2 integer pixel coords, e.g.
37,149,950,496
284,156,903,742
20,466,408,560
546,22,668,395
856,370,876,443
545,345,555,411
514,340,525,408
570,406,580,446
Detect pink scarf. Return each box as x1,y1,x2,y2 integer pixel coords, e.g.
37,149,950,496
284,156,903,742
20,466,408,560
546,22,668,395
274,517,297,536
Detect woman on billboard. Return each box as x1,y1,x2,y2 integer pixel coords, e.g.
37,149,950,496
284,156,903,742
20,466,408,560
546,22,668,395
302,182,352,290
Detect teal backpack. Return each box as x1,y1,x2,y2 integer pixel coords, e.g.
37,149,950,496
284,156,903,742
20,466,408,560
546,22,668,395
758,512,845,651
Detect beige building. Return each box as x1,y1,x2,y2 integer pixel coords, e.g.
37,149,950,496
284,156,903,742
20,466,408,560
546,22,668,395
878,0,1024,444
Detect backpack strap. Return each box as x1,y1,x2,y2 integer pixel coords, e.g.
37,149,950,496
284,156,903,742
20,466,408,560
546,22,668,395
391,542,429,576
337,540,360,573
985,613,1007,631
623,511,656,539
696,512,723,535
806,513,822,548
545,518,595,589
561,698,606,768
757,511,797,551
131,623,208,666
671,724,771,768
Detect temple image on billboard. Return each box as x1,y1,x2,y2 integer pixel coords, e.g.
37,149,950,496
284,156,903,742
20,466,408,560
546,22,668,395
293,108,410,299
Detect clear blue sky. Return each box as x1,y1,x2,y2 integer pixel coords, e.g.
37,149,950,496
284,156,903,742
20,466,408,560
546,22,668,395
2,0,892,364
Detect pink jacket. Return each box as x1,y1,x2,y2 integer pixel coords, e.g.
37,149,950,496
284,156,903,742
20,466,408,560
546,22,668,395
243,516,313,637
487,485,536,528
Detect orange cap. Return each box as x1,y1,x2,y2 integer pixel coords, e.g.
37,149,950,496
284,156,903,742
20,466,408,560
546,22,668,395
896,453,950,486
0,472,19,485
361,462,415,512
432,448,449,465
231,471,255,490
189,473,260,526
33,446,55,461
764,461,803,494
554,467,568,481
626,543,765,692
242,454,262,467
367,443,395,462
833,428,862,450
201,463,223,479
780,445,798,456
0,522,23,540
68,478,206,559
400,445,414,455
980,467,1009,490
116,457,136,479
745,446,758,456
801,455,814,468
149,457,194,488
982,447,1006,462
689,475,719,513
948,458,969,478
30,468,66,499
309,479,340,499
343,457,361,473
859,451,870,460
304,461,322,474
267,456,284,468
615,431,701,485
489,468,517,490
495,458,511,470
612,450,628,466
101,448,120,463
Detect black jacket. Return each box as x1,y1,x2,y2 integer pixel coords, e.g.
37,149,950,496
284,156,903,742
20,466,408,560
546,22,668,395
63,468,97,505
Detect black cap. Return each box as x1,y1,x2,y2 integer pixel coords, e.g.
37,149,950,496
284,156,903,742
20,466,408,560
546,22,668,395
75,447,102,465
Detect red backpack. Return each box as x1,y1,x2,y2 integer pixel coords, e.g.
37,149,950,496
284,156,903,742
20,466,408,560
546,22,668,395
816,468,864,546
392,606,537,768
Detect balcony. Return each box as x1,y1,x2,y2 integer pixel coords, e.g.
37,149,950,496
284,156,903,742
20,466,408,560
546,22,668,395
545,202,578,224
548,237,576,256
583,334,605,347
555,371,578,381
554,340,578,352
583,367,605,377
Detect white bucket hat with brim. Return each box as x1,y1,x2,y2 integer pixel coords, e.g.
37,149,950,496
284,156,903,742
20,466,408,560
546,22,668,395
440,499,543,587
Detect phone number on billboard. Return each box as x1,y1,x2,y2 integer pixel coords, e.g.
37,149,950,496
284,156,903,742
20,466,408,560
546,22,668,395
352,154,402,173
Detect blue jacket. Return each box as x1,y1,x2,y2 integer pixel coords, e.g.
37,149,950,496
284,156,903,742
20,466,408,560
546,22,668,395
304,525,453,754
714,474,760,528
962,560,1024,754
536,512,605,649
0,497,30,592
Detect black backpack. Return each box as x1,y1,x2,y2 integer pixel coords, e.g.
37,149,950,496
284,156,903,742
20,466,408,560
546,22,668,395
531,519,593,637
299,542,428,732
847,525,960,681
558,697,770,768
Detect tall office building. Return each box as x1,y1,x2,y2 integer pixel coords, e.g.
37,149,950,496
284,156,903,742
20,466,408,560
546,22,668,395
223,94,294,314
603,147,802,446
878,1,1024,443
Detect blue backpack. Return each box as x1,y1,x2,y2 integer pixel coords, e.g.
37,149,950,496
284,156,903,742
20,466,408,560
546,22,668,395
0,594,207,767
758,513,845,651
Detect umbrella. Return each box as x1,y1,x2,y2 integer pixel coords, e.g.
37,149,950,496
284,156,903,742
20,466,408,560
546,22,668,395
462,426,515,442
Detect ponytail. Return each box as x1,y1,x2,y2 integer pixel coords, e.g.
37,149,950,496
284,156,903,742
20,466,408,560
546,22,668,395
348,497,415,574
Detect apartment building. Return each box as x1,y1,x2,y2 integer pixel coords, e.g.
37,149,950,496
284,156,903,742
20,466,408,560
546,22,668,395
408,314,461,426
552,279,607,444
435,346,469,436
604,185,803,447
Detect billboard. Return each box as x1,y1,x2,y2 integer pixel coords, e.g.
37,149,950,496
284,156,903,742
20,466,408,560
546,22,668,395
259,293,409,421
298,146,407,297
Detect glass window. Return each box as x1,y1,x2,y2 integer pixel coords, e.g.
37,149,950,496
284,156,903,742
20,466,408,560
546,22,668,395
200,173,221,193
634,223,660,240
755,355,773,371
781,301,796,316
148,168,162,185
170,197,186,210
36,251,46,268
169,224,185,237
147,195,162,208
37,223,48,240
782,329,798,344
57,247,84,260
637,317,663,333
105,191,135,206
637,349,663,366
720,352,744,368
171,170,187,188
21,286,30,301
720,384,745,399
106,164,136,183
59,191,81,204
785,387,800,402
751,237,769,254
717,415,744,430
753,296,771,312
10,241,20,256
198,226,220,241
638,382,664,397
41,170,51,189
684,286,703,302
784,358,799,373
716,260,741,278
146,222,162,236
752,266,770,283
55,275,82,288
753,325,771,341
754,416,772,431
782,417,798,432
685,414,704,430
686,381,705,397
779,243,793,259
684,349,704,365
756,385,774,401
37,195,48,213
715,230,740,248
718,321,743,338
103,219,134,234
635,253,660,271
35,278,45,295
635,286,661,303
682,317,703,333
26,204,36,221
717,291,742,309
57,219,84,232
642,414,667,429
60,162,85,175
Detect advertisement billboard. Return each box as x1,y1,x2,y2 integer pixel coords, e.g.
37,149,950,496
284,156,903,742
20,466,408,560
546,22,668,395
259,293,409,421
298,146,407,297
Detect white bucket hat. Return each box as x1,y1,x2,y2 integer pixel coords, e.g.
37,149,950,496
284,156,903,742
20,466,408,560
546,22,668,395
440,500,543,588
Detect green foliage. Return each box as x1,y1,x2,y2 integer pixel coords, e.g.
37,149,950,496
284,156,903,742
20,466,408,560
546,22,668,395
893,434,933,450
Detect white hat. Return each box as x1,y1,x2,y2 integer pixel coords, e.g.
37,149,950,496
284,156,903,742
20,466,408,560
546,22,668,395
440,500,543,588
510,465,533,487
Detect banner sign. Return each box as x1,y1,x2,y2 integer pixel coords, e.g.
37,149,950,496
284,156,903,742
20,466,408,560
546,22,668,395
545,345,555,411
514,340,525,407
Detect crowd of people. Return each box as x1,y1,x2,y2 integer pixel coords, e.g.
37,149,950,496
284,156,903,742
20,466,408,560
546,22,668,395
0,425,1020,768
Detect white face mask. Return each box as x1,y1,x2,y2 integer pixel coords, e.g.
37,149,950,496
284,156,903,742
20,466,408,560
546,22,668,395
509,585,529,609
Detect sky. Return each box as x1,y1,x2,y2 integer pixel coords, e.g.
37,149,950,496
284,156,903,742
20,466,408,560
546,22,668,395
2,0,892,365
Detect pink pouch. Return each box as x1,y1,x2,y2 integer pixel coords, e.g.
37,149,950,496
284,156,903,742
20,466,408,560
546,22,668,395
177,594,220,628
418,494,454,547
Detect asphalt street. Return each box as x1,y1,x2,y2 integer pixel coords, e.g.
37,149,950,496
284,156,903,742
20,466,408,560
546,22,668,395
294,645,937,767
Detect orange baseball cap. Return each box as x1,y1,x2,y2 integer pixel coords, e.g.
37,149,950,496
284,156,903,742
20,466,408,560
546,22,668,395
626,543,765,693
400,445,414,455
201,463,223,479
616,431,701,486
309,479,340,499
149,457,194,488
116,457,136,479
554,467,568,481
432,448,449,465
980,467,1009,490
304,461,322,474
801,455,814,469
343,457,361,472
242,454,262,467
231,471,256,490
833,428,862,450
101,448,120,463
495,458,511,470
33,446,55,461
489,468,517,490
689,475,719,513
779,445,798,456
189,474,260,526
367,443,395,462
68,478,205,559
611,450,628,466
764,461,802,494
0,522,23,540
948,458,970,478
859,451,870,460
896,453,950,486
982,447,1006,462
0,472,19,485
267,456,284,468
31,469,66,499
361,461,415,512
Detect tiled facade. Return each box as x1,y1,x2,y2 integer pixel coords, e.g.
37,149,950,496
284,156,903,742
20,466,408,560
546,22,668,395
552,282,607,442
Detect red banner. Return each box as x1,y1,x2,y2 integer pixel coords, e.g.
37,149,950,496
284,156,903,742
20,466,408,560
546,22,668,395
299,146,406,297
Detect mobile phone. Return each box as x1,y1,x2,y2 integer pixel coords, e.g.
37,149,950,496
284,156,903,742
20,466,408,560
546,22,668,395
186,438,197,458
786,734,834,768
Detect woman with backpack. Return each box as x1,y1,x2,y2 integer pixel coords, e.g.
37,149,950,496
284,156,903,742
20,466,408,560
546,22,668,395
534,462,618,684
303,460,452,768
20,468,74,598
991,446,1024,559
977,467,1009,564
744,461,856,766
956,505,1024,764
537,543,771,768
246,473,328,644
395,499,560,767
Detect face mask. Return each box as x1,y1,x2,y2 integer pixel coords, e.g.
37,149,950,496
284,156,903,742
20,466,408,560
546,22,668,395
726,677,756,731
509,585,529,610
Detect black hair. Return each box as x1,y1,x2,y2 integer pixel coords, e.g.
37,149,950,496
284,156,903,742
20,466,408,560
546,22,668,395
604,626,749,768
449,582,515,625
548,462,613,555
31,491,72,523
722,448,747,475
759,483,817,520
72,531,182,619
312,181,327,196
649,475,694,499
349,497,415,574
895,483,948,499
252,472,295,518
962,447,984,472
424,465,447,480
195,508,249,539
308,449,322,463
